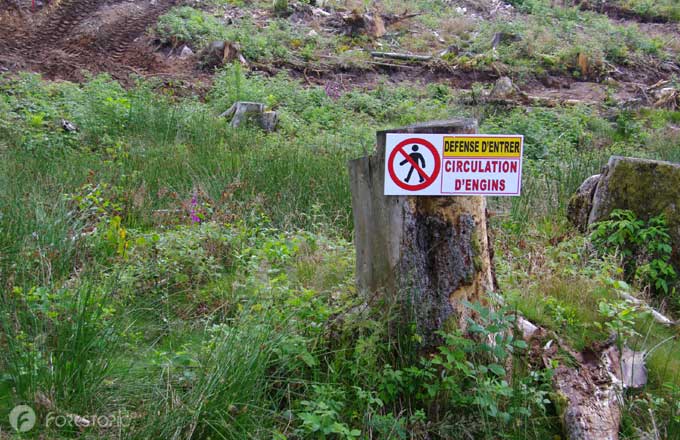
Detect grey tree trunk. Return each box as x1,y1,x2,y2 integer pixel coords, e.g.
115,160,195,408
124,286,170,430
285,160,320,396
348,119,495,347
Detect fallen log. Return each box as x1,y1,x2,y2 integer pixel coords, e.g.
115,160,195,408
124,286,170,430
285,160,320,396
549,340,622,440
517,318,635,440
370,51,432,62
366,60,418,69
381,11,421,26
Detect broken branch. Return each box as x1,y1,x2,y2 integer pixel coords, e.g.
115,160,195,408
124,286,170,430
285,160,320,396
370,51,432,62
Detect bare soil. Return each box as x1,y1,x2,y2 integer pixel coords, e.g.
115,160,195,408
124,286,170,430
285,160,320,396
0,0,205,84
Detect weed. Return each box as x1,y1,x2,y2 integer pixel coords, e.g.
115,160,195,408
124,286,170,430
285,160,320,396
155,7,228,49
591,209,677,299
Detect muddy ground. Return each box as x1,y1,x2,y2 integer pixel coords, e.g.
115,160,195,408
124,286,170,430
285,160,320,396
0,0,202,84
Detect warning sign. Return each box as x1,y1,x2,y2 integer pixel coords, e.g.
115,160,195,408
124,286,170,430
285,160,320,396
384,133,523,196
387,138,441,191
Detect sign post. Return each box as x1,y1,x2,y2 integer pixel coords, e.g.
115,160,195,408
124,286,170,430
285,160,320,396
348,119,515,347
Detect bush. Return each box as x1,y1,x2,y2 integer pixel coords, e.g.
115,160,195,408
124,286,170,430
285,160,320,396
155,7,227,48
591,209,677,298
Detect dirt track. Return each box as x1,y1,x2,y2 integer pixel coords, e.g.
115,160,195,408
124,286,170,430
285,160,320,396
0,0,193,82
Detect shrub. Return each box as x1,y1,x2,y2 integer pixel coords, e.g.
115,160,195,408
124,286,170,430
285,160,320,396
591,209,677,298
155,7,227,48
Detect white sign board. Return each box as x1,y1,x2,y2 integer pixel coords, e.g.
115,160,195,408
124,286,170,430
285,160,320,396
384,133,523,196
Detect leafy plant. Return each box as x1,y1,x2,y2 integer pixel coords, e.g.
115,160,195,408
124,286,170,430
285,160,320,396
296,385,361,439
594,299,644,349
377,302,551,438
591,209,677,296
155,7,227,49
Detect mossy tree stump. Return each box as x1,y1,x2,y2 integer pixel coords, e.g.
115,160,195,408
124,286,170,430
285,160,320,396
348,119,495,347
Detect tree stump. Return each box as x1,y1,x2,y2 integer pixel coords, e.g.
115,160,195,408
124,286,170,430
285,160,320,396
348,119,495,347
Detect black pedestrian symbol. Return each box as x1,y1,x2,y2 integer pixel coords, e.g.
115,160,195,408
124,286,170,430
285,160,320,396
399,145,426,183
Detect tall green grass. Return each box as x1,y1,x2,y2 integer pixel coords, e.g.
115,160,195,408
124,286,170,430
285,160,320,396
131,317,285,439
0,283,119,422
2,68,680,439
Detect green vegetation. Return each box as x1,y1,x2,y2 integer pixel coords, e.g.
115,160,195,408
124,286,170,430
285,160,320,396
592,209,677,300
3,0,680,437
1,66,679,438
154,0,674,81
155,6,230,48
610,0,680,22
475,3,666,79
155,6,313,61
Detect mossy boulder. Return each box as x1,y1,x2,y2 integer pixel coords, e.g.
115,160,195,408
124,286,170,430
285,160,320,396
588,156,680,264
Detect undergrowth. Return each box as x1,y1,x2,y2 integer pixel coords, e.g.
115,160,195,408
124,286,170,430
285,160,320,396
1,65,680,438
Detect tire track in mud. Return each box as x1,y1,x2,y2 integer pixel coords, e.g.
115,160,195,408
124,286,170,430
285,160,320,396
93,1,176,62
1,0,178,80
25,0,110,50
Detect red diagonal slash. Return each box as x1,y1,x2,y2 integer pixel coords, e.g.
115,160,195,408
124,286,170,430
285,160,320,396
396,144,430,181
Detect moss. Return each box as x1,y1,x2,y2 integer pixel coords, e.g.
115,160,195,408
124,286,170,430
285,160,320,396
471,228,483,272
551,390,569,423
442,314,461,335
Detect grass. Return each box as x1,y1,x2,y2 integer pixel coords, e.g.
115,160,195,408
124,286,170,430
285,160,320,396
470,0,668,80
0,68,417,280
2,53,680,438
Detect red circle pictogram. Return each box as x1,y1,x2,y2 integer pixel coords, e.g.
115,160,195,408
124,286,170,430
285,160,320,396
387,138,441,191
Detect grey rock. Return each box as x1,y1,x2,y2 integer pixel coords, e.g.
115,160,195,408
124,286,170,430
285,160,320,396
489,76,515,100
178,45,194,59
567,174,601,232
61,119,78,132
517,317,540,340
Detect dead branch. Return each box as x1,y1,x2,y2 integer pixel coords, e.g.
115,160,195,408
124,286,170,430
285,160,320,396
365,60,418,69
370,51,432,62
517,317,642,440
380,11,421,26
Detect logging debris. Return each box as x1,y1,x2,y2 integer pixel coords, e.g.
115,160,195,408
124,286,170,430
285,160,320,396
327,9,419,38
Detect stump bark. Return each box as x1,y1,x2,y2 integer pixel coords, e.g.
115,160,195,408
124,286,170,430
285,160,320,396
348,119,495,347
